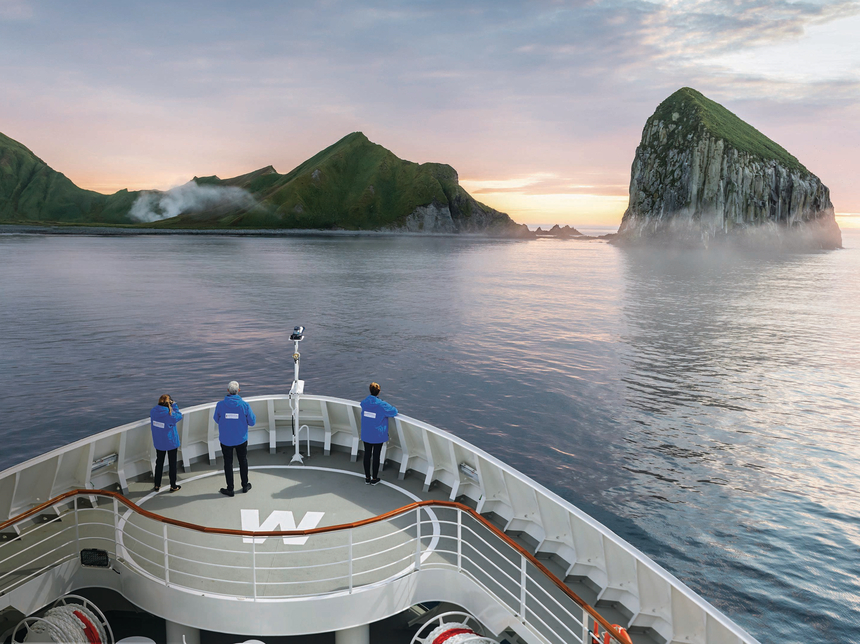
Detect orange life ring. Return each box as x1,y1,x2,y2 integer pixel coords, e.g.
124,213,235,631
593,622,633,644
604,625,633,644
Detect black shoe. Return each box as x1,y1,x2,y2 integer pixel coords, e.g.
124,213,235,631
370,478,381,486
220,488,234,497
152,486,161,493
365,478,372,485
242,483,252,493
169,485,181,493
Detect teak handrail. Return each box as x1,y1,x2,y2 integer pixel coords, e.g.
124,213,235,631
1,489,632,644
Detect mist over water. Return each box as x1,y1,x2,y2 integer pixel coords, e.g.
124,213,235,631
1,232,859,641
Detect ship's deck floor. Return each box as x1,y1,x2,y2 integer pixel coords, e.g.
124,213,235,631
131,446,450,538
1,444,642,642
119,447,455,598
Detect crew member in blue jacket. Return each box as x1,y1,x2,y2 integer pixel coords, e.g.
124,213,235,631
150,394,183,492
360,382,398,485
213,380,256,497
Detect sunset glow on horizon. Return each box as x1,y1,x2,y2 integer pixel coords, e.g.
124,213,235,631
459,176,629,226
836,214,860,229
2,1,857,229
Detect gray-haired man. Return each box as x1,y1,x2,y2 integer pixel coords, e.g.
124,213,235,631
213,381,256,497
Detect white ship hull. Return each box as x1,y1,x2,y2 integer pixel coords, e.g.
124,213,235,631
0,394,760,644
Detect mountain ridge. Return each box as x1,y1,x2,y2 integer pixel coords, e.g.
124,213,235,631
0,132,138,224
0,131,527,236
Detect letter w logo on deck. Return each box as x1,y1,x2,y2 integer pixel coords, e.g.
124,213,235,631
240,510,325,545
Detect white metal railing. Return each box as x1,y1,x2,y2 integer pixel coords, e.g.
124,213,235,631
0,394,760,644
0,492,633,644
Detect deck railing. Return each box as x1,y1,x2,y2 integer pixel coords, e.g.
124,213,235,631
0,394,758,644
0,489,632,644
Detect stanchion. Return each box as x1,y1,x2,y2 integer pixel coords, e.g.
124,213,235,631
289,325,306,464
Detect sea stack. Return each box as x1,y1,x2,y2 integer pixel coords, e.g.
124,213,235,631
615,88,841,249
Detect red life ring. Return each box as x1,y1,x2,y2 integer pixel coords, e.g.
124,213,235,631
73,609,102,644
433,627,478,644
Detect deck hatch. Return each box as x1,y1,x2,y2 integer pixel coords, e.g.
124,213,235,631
80,548,110,567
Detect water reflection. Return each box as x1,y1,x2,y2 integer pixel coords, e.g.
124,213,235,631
1,233,859,642
613,244,860,641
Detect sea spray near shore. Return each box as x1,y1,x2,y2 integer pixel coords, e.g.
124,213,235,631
0,130,524,235
129,182,259,222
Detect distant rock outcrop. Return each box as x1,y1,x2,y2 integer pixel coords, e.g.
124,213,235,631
616,88,841,249
536,224,582,238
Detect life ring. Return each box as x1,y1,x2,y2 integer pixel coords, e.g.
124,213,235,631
592,622,633,644
424,623,496,644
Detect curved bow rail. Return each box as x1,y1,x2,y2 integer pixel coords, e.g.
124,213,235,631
0,489,632,644
0,394,760,644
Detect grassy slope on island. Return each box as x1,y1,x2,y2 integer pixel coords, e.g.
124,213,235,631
0,132,138,224
162,132,515,230
649,88,807,173
0,130,518,232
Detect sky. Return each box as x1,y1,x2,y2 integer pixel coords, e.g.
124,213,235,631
1,0,858,228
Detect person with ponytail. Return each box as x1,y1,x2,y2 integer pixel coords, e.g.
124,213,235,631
149,394,183,492
360,382,398,485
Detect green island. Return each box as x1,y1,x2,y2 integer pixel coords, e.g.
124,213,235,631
0,131,522,234
647,87,807,172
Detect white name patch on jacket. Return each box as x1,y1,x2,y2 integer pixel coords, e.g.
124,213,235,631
225,413,240,420
363,411,377,419
152,421,165,428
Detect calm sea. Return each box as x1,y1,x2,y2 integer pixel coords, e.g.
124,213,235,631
1,230,859,641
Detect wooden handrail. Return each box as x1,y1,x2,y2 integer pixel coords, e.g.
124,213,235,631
1,489,632,644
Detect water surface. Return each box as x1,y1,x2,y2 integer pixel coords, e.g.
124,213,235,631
1,231,859,641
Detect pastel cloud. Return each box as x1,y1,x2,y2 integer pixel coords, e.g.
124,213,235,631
0,0,857,226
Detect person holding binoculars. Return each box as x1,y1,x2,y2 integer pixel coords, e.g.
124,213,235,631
149,393,183,492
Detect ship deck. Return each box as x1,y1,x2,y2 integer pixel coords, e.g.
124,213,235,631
1,443,634,642
121,447,455,598
0,394,760,644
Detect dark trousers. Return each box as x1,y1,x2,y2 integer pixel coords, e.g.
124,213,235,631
154,448,178,488
221,441,249,490
363,441,383,480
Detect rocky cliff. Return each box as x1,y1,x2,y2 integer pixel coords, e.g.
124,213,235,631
379,163,527,235
616,88,841,249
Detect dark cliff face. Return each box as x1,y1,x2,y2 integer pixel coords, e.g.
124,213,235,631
616,88,842,249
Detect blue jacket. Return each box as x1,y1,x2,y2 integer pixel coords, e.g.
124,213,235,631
150,403,182,451
214,394,257,446
360,395,398,443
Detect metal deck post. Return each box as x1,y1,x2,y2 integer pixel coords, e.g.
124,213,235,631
112,497,119,544
162,523,170,584
415,507,421,571
348,528,354,593
73,496,80,556
457,510,462,571
252,538,257,599
520,554,527,619
582,608,591,644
